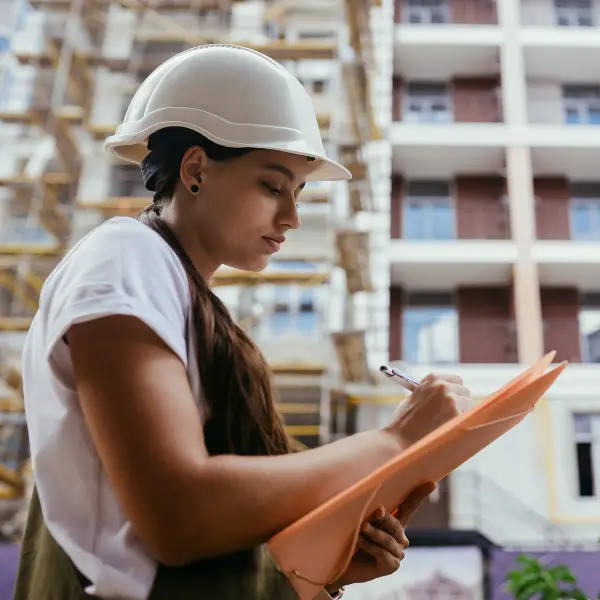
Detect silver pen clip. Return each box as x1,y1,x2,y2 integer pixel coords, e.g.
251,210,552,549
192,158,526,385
380,365,419,392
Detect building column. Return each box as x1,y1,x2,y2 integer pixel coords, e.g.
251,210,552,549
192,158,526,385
498,0,544,365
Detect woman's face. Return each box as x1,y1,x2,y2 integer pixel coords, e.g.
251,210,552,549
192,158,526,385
178,147,314,273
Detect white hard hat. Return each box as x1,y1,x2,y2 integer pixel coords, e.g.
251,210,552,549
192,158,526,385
104,44,351,182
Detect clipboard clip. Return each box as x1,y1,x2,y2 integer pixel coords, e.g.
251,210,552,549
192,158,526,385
463,408,534,431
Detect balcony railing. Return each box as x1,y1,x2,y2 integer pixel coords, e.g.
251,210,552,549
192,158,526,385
397,200,511,241
452,471,568,548
528,97,600,126
399,317,518,364
394,95,503,124
395,0,498,25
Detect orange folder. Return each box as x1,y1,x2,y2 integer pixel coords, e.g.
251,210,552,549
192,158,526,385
268,352,567,600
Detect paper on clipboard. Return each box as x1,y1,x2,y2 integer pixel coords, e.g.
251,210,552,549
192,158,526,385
267,353,567,600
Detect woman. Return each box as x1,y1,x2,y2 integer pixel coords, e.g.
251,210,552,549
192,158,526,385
14,45,473,599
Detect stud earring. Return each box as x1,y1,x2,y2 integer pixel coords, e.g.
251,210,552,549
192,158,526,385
190,183,200,194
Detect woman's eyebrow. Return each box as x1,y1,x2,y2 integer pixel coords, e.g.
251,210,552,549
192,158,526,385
263,164,306,189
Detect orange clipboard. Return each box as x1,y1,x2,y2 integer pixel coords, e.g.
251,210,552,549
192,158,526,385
267,352,567,600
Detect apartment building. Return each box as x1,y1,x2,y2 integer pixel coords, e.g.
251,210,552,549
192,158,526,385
369,0,600,547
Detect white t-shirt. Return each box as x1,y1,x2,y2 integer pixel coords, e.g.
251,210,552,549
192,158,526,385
22,217,204,599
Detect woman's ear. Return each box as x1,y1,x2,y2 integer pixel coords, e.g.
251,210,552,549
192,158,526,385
180,146,206,194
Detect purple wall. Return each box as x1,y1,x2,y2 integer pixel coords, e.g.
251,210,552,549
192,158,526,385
490,550,600,599
0,544,19,600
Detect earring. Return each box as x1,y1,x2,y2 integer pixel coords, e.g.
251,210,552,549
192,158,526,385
190,183,199,194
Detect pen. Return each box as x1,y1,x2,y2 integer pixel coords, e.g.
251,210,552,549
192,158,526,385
379,365,419,392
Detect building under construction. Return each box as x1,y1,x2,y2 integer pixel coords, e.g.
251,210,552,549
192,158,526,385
0,0,387,537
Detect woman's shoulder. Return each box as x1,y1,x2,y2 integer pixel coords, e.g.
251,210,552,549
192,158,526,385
41,217,190,304
84,216,176,256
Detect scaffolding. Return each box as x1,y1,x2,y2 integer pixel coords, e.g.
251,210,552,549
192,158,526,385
0,0,380,527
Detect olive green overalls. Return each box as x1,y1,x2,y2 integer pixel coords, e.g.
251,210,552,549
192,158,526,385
13,485,299,599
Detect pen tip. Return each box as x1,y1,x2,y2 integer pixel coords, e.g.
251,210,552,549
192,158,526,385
379,365,387,372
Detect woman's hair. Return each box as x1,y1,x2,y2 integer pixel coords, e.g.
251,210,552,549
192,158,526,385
137,127,293,457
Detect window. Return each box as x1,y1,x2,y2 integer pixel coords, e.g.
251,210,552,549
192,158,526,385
570,183,600,241
403,293,458,364
404,82,452,124
403,180,455,240
260,261,320,338
573,413,600,497
263,286,318,337
579,294,600,363
563,85,600,125
403,0,450,24
555,0,594,27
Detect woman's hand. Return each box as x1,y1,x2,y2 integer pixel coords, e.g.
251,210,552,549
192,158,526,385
326,482,436,593
385,373,474,450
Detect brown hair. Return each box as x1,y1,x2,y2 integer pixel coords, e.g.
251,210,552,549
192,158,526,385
137,127,293,457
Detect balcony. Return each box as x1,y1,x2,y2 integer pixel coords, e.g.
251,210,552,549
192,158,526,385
395,197,510,239
393,1,500,81
542,315,600,365
535,197,600,289
527,96,600,179
389,202,516,289
522,2,600,82
390,95,506,177
400,315,518,364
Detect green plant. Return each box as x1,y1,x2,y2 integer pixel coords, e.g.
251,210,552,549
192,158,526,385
505,554,600,600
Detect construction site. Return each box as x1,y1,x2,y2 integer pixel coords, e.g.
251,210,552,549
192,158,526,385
0,0,388,539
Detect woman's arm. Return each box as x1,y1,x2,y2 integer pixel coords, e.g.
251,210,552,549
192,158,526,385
67,315,467,567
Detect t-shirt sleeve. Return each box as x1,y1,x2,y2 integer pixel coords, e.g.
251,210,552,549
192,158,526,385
43,220,191,366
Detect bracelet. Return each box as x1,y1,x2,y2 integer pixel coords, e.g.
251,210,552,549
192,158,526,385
329,587,345,599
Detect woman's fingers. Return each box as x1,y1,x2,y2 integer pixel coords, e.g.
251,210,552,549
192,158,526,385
361,517,405,556
357,535,403,573
395,483,436,527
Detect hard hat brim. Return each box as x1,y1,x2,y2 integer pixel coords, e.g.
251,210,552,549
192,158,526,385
105,121,352,183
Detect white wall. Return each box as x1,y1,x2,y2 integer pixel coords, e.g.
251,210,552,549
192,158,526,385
89,69,129,127
527,80,563,124
521,0,555,26
76,148,112,203
101,4,136,60
522,0,600,26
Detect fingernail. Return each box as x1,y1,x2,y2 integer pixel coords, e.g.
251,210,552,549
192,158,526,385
376,507,385,519
361,522,370,533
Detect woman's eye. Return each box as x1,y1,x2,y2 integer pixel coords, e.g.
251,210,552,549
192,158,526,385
263,183,282,196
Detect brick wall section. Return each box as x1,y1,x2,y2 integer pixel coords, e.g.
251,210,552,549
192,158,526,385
541,288,582,362
534,177,571,240
389,287,404,361
452,77,502,123
390,175,403,239
455,176,510,240
392,76,403,121
457,287,517,363
450,0,498,24
395,0,498,24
